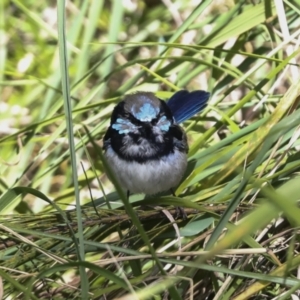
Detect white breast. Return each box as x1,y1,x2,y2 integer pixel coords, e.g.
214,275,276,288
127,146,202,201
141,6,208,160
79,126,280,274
104,146,187,195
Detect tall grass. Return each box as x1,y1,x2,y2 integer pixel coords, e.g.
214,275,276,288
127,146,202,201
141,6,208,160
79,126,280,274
0,0,300,299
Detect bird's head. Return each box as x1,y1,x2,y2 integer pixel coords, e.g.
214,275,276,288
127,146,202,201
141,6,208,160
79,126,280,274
111,92,174,138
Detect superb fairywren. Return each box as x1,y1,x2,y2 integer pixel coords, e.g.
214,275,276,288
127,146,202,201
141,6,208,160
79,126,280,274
103,90,210,195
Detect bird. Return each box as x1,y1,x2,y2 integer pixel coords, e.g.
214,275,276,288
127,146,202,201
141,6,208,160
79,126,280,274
103,90,210,197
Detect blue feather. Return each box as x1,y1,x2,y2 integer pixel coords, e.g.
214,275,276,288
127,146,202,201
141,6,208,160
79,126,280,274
132,102,159,121
166,90,210,124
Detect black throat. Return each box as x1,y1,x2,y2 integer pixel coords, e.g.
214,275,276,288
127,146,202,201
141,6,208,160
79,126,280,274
104,124,187,163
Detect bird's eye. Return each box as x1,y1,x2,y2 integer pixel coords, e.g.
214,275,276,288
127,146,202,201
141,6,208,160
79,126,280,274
151,117,158,125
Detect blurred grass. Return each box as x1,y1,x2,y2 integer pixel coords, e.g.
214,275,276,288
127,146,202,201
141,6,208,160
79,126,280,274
0,0,300,299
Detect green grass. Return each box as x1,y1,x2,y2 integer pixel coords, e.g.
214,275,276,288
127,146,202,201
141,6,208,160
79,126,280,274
1,0,300,299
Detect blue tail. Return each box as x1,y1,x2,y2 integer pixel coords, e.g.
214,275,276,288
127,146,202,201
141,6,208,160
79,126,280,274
166,90,210,124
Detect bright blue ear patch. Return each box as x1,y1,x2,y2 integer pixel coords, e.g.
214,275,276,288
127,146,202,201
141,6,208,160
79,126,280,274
132,103,159,122
156,116,171,131
112,118,137,134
